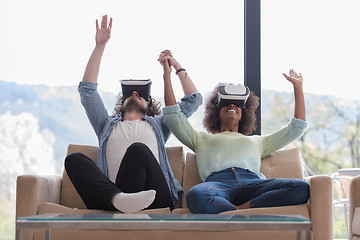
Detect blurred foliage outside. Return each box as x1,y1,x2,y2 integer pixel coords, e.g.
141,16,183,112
263,91,360,175
0,197,15,240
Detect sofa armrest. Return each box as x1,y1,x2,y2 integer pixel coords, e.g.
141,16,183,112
16,174,62,218
304,175,333,240
350,175,360,239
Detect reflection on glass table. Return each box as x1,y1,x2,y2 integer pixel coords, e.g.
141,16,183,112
18,213,310,222
16,213,311,240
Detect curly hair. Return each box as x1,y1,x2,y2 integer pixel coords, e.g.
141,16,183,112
113,95,162,117
202,86,259,135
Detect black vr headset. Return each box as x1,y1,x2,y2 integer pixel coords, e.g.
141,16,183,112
120,79,152,101
215,83,250,108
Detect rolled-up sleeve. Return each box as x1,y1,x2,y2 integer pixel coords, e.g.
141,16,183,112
177,92,203,118
78,82,109,137
261,117,308,158
163,104,199,151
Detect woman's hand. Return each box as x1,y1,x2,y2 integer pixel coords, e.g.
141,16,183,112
159,50,198,97
158,50,182,70
95,15,112,47
158,50,172,66
283,69,303,88
283,69,306,121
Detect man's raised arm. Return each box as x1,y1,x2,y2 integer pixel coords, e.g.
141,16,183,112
82,15,112,83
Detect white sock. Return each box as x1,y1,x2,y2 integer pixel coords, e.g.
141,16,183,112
111,190,156,214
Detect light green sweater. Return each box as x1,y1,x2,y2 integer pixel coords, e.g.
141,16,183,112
163,104,308,181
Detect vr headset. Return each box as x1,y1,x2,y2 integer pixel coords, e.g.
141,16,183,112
215,83,250,108
120,79,152,101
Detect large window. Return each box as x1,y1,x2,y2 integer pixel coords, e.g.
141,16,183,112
262,0,360,99
261,0,360,170
0,0,244,99
262,2,360,238
0,1,245,239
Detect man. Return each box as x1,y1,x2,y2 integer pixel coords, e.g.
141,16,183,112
65,15,202,213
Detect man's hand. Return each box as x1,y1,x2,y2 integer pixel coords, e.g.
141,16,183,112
160,50,198,99
158,50,182,70
158,50,172,66
82,15,112,84
95,15,112,47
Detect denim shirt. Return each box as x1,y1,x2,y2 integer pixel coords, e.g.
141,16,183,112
78,82,203,203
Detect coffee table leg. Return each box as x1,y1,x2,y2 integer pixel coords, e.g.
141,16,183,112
15,229,21,240
296,230,301,240
46,229,51,240
306,230,311,240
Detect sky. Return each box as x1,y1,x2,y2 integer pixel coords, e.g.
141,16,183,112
1,0,360,100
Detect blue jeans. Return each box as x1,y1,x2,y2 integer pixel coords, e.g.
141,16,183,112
186,167,310,214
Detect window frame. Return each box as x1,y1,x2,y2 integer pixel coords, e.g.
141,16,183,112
244,0,261,135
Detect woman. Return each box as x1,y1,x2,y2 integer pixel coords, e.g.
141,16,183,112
161,53,309,214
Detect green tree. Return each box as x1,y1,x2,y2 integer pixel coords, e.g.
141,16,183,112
326,100,360,168
262,91,351,175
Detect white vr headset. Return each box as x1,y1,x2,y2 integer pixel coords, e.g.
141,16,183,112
215,84,250,108
120,79,152,101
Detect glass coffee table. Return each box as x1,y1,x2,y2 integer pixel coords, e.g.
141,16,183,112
16,213,311,240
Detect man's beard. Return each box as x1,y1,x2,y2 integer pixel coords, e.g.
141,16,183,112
122,97,147,115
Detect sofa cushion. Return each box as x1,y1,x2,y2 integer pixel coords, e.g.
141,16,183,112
39,202,171,214
220,203,310,218
60,144,99,208
181,148,304,208
172,204,309,219
165,146,186,208
165,146,186,186
182,152,202,207
60,144,185,209
172,208,192,214
260,148,304,180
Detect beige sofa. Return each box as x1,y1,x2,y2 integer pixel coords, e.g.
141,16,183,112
350,175,360,239
16,144,333,240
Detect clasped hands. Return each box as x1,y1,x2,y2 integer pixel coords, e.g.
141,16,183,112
158,50,180,75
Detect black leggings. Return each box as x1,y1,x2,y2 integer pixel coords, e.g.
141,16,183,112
65,142,174,211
